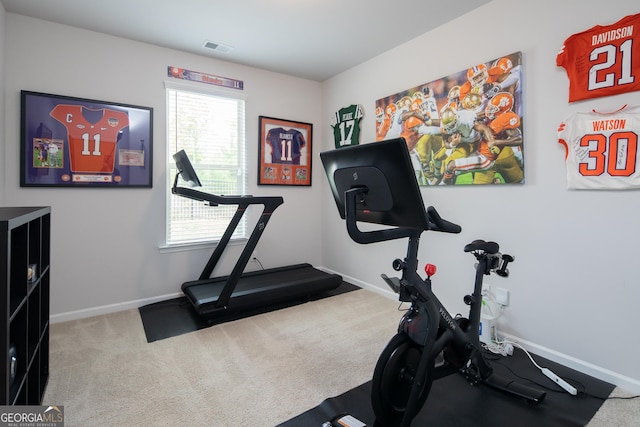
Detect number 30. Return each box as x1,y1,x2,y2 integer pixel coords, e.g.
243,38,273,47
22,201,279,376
579,131,638,176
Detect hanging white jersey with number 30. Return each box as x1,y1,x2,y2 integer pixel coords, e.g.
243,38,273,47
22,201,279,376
558,104,640,189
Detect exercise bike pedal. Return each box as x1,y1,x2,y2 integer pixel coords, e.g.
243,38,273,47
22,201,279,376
483,373,547,405
381,274,413,302
381,274,401,293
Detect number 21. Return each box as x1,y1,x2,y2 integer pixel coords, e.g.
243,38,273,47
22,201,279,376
589,39,635,90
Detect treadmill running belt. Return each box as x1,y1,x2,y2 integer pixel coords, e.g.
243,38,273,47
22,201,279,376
182,263,343,316
139,280,359,342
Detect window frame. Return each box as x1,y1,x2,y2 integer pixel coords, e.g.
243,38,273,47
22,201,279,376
163,79,248,250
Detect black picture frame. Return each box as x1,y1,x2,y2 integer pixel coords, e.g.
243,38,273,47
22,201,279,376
20,90,153,187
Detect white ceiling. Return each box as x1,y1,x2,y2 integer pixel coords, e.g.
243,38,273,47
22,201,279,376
1,0,490,82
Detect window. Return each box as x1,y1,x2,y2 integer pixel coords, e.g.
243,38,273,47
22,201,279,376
165,81,247,246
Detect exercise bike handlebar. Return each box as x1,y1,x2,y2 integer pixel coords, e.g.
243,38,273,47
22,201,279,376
426,206,462,234
344,188,461,244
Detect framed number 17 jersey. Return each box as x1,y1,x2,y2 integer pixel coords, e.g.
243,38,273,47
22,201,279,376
331,104,363,148
556,13,640,102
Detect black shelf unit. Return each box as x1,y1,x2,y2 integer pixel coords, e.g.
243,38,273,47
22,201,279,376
0,207,50,405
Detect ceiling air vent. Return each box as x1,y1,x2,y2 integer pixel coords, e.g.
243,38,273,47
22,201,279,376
203,41,233,53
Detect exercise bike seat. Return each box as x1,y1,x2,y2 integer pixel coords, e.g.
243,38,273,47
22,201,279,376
464,240,499,254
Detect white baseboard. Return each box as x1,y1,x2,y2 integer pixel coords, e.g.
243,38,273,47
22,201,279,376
49,268,391,324
51,268,384,324
50,292,183,324
323,268,640,395
51,266,357,324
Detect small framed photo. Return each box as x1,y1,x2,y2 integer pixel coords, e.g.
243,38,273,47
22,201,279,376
258,116,312,186
28,264,37,283
20,90,153,187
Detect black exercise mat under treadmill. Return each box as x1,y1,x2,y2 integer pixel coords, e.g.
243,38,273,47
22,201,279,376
278,347,615,427
139,281,359,342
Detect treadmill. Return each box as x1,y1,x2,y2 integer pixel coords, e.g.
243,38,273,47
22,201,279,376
171,150,343,317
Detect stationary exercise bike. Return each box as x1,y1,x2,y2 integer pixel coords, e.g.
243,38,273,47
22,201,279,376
373,216,548,426
320,138,546,427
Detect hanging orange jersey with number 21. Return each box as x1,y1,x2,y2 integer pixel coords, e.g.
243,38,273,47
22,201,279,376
556,13,640,102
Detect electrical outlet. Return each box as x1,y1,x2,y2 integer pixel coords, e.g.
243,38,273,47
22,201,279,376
482,284,491,297
495,287,509,306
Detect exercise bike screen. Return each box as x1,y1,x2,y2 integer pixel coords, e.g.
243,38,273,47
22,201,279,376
320,138,430,229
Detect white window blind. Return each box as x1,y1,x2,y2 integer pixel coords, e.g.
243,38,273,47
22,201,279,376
166,82,247,245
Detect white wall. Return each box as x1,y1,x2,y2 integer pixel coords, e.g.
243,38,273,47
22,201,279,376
3,14,325,319
321,0,640,391
3,0,639,393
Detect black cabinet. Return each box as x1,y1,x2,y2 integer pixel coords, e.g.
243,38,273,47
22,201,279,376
0,207,50,404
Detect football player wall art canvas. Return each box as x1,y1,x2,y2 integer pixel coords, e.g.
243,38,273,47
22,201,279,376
375,51,523,186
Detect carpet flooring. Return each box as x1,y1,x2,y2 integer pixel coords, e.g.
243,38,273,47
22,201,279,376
139,280,359,342
45,289,636,426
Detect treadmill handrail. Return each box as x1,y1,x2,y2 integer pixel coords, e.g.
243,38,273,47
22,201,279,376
172,185,283,208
